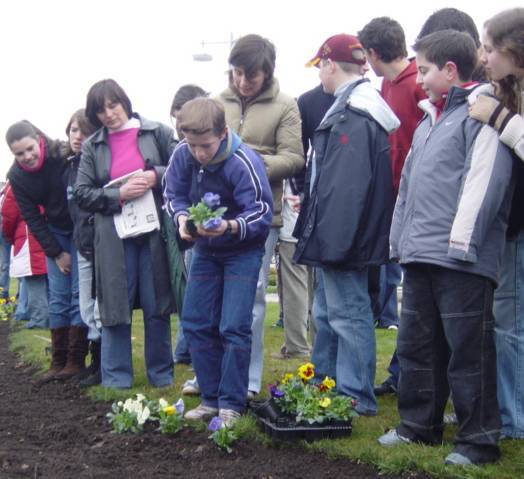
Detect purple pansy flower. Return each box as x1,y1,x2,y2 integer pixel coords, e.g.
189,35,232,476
203,217,223,230
269,384,285,399
208,416,224,432
203,192,221,208
174,398,185,415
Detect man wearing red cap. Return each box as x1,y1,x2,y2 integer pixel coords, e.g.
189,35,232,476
293,34,399,415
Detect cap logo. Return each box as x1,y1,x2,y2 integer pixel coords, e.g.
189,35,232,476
321,44,332,58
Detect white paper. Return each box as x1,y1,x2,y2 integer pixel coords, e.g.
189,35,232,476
104,170,160,239
113,189,160,239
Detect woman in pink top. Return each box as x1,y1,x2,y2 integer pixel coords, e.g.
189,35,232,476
75,79,177,389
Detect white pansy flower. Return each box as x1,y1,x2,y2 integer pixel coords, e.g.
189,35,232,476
137,406,150,425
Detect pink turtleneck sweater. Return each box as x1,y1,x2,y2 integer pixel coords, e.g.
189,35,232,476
108,118,144,179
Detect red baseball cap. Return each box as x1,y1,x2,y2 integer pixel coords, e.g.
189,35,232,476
306,34,366,67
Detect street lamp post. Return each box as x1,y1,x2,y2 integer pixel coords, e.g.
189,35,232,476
192,32,235,62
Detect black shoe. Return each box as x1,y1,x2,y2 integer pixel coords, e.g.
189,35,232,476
174,357,191,365
374,380,397,396
79,370,101,388
272,318,284,328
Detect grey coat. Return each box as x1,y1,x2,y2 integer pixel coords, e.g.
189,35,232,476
75,115,177,327
390,86,514,284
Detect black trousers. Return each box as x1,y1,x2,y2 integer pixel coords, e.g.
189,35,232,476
396,263,501,463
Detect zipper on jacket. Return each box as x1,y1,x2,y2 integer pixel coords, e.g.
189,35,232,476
238,113,245,135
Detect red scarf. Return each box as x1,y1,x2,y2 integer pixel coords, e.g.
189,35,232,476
432,82,478,119
18,136,46,172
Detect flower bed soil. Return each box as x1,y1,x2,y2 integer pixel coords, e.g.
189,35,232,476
0,321,429,478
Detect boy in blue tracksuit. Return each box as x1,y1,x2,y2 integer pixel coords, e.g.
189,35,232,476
163,97,272,425
378,30,514,466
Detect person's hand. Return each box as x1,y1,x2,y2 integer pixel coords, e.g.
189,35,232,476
119,173,154,201
55,251,72,274
136,170,157,188
178,215,195,241
469,95,514,133
283,194,301,213
196,219,229,237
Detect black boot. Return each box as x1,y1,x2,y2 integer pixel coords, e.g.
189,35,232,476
79,340,101,388
74,341,100,381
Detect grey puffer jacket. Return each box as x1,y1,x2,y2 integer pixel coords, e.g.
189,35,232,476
390,85,515,284
75,114,177,327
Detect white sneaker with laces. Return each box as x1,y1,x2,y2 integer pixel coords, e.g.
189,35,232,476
219,408,241,427
182,376,200,395
184,403,218,421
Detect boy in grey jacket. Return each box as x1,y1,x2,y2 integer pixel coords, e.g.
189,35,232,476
378,30,514,466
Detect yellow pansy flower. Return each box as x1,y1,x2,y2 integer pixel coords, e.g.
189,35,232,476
163,405,176,416
319,397,331,408
297,362,315,381
322,377,336,390
281,373,294,384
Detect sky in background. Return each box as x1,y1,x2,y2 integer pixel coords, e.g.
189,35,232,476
0,0,519,177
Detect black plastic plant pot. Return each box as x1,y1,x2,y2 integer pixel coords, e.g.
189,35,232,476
250,400,352,441
249,399,281,422
185,219,198,237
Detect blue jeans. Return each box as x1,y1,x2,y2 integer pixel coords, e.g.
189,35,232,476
173,249,194,364
182,247,263,412
397,264,500,463
0,237,10,299
45,227,83,329
24,275,48,329
101,237,174,388
15,278,28,321
77,253,100,342
493,234,524,438
385,351,400,387
311,266,377,415
377,263,401,328
249,228,279,393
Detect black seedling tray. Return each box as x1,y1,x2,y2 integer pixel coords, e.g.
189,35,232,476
255,415,352,441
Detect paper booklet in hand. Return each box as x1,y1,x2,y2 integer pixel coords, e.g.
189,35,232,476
104,169,160,239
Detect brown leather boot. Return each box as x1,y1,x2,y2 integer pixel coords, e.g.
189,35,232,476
39,327,69,382
55,326,89,380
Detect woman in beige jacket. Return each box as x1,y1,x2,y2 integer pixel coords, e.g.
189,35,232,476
219,34,304,396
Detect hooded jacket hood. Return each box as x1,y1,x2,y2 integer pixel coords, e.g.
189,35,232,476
348,80,400,133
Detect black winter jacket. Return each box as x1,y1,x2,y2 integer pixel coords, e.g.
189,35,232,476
8,138,73,258
293,79,397,269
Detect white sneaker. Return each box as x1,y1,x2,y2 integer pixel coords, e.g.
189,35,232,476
219,408,241,427
184,403,218,421
182,376,200,395
378,429,412,447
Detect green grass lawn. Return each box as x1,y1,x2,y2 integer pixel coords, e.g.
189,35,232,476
9,303,524,479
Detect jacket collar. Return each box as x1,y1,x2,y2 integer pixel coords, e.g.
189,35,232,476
189,130,243,171
323,78,368,119
318,78,400,134
90,113,153,144
221,78,280,105
391,58,417,84
418,83,481,125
